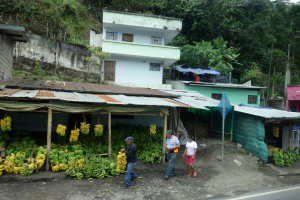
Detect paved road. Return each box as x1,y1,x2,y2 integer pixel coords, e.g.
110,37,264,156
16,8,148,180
217,184,300,200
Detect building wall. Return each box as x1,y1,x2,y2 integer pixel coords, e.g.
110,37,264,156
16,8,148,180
287,85,300,111
166,80,186,90
103,27,165,45
185,85,261,107
90,30,102,47
0,33,14,81
103,57,163,84
14,33,100,74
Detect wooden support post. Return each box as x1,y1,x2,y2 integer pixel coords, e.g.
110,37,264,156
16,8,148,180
176,107,181,137
108,111,111,157
194,115,196,141
230,129,233,141
169,107,172,131
210,107,214,134
46,101,53,171
289,121,292,150
162,114,167,164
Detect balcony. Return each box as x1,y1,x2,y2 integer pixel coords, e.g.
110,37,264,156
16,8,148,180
102,39,180,67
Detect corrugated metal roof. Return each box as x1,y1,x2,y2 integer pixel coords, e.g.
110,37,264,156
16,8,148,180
35,90,57,99
74,92,106,103
108,95,180,107
0,78,177,97
10,90,39,98
182,81,266,89
0,89,21,97
53,92,81,102
96,95,124,104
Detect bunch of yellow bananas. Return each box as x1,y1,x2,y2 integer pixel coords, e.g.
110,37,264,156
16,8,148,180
1,115,12,132
95,124,104,136
116,152,127,173
13,166,21,175
70,127,80,142
56,124,67,136
35,151,46,169
0,165,4,176
4,153,15,174
80,122,90,135
52,164,60,172
273,127,279,138
150,124,156,136
77,158,85,170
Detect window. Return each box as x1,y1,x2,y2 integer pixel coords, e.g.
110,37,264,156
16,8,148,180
212,93,222,100
289,106,296,112
248,95,257,104
150,63,160,71
122,34,133,42
106,32,118,40
151,36,162,45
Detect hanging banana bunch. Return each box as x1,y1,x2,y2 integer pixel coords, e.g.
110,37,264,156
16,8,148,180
273,126,279,138
80,115,90,135
116,151,127,174
56,124,67,136
150,124,156,136
70,125,80,142
94,117,103,136
1,115,12,132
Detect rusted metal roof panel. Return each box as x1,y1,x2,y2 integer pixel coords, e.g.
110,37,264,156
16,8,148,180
0,78,24,87
44,81,66,90
10,90,39,98
96,95,124,104
65,82,91,92
160,98,191,108
74,92,106,103
0,89,21,97
108,95,180,107
53,92,81,102
35,90,57,99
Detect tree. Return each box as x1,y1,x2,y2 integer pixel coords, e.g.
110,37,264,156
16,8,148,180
83,45,110,84
179,37,241,75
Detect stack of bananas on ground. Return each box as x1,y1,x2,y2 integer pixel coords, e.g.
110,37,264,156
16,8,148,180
56,124,67,136
273,126,279,137
4,153,15,174
150,124,156,136
80,122,90,135
94,124,103,136
70,126,80,142
116,151,127,173
35,149,47,169
0,157,4,176
1,115,12,132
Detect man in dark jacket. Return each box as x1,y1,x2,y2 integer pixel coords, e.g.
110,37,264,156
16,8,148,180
121,136,138,188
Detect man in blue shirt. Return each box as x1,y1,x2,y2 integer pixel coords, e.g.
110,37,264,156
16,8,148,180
165,130,180,180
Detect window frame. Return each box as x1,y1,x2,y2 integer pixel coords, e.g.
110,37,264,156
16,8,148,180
149,63,161,71
151,36,162,45
248,95,257,104
211,93,222,100
106,31,118,40
122,33,134,42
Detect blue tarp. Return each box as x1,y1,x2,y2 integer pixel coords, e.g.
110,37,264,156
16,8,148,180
173,65,221,75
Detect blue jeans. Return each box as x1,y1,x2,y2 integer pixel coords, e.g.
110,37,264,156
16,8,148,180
125,162,137,186
166,153,177,177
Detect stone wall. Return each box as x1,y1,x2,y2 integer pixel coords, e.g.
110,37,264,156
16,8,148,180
13,33,99,82
0,33,14,81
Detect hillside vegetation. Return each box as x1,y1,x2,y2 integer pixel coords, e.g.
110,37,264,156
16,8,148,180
2,0,300,99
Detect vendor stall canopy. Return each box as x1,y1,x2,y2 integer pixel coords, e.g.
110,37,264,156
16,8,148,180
0,78,211,110
173,65,221,75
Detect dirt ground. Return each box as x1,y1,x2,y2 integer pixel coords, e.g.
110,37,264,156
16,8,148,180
1,136,300,200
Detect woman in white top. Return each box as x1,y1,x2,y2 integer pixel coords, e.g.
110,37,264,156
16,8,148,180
183,135,197,177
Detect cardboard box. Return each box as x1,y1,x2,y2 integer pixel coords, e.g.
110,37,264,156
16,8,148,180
1,151,5,158
268,150,273,156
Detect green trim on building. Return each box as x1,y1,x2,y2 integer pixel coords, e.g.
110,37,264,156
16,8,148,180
185,85,260,107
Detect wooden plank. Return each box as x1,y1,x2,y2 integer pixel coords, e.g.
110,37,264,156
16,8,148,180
176,107,181,137
169,107,172,131
46,100,53,171
162,114,167,164
108,111,111,157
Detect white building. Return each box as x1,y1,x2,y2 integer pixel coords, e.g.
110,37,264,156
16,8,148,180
90,9,182,89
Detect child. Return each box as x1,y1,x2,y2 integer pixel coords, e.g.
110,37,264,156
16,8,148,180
183,135,197,177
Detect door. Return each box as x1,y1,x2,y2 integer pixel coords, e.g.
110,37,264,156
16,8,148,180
122,34,133,42
104,61,115,81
